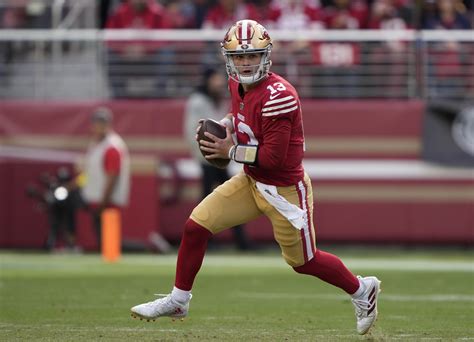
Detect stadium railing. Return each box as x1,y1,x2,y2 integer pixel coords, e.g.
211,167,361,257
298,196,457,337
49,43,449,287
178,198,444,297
0,29,472,100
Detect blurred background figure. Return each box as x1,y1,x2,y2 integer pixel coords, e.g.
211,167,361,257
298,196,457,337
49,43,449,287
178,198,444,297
44,167,82,252
422,0,472,99
367,0,409,29
81,107,130,250
202,0,259,29
0,0,50,88
105,0,174,98
323,0,369,29
184,67,252,250
262,0,325,92
185,0,212,28
423,0,471,29
367,0,409,97
263,0,324,30
0,0,51,29
26,167,82,253
161,0,199,29
309,0,369,97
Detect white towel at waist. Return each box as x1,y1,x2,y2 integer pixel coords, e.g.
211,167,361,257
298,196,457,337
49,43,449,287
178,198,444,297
255,181,306,230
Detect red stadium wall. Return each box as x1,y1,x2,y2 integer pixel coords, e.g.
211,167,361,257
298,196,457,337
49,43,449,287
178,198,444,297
0,100,473,248
0,157,158,250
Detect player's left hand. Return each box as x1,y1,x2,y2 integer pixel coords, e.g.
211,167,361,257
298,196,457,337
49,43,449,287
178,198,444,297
199,126,234,160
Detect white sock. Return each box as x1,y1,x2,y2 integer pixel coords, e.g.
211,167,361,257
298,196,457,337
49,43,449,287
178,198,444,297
351,278,366,299
171,286,191,304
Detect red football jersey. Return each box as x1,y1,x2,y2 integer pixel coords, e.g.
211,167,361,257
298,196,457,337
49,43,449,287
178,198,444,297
229,72,305,186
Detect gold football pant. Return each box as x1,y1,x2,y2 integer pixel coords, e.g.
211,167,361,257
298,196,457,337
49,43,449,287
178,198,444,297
190,172,316,267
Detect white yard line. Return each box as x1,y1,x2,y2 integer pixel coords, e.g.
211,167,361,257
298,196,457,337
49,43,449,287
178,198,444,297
119,255,474,272
1,254,473,272
234,292,474,302
201,256,474,272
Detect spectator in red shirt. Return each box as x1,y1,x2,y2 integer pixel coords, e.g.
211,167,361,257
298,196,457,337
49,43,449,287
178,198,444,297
367,0,409,98
261,0,325,92
106,0,172,56
367,0,408,29
162,0,198,29
423,0,472,99
104,0,175,98
263,0,324,30
1,1,27,29
106,0,170,28
311,0,368,97
323,0,369,29
202,0,260,29
200,0,261,73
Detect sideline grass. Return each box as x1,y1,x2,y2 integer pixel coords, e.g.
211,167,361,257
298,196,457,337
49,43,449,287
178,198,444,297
1,250,473,341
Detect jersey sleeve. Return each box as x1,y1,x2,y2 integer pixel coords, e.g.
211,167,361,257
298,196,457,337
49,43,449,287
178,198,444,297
104,146,121,175
255,87,300,168
257,116,292,169
260,89,299,121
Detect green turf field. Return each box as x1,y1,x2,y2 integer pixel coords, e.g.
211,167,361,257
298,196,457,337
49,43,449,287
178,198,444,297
1,248,473,341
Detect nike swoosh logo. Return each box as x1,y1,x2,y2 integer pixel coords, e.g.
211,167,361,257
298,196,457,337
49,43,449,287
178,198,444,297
269,93,281,100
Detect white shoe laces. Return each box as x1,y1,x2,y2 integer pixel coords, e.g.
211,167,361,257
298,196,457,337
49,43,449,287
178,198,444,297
352,297,370,318
154,293,170,298
142,294,173,310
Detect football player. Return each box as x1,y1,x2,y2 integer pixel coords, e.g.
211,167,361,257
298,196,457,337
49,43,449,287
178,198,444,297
131,19,381,335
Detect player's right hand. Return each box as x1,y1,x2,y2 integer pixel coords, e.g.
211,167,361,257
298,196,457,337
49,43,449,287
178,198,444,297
200,125,234,160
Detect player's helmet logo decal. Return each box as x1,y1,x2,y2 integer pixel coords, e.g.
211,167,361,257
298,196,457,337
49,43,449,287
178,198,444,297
260,29,271,41
223,29,232,44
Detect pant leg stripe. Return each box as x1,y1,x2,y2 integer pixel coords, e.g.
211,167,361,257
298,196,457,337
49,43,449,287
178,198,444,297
302,178,316,256
297,180,314,261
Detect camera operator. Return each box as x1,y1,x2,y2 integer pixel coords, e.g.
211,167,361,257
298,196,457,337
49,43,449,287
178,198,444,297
26,167,82,252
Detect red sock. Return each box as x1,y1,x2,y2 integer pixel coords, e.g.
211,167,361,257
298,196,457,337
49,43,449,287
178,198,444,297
174,218,212,291
293,249,360,295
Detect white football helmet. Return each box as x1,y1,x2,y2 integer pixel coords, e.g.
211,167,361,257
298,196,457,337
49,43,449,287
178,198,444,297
221,19,273,84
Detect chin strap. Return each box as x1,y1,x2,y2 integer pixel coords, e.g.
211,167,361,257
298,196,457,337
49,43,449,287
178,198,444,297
228,144,258,165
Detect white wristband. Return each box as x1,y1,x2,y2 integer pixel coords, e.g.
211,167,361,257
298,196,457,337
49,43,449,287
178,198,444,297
234,145,258,164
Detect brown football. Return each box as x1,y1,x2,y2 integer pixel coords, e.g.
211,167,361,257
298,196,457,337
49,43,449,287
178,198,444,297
197,119,230,169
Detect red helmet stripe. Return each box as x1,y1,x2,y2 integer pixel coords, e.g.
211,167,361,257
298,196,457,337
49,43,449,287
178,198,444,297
246,21,252,41
237,20,252,44
237,22,243,44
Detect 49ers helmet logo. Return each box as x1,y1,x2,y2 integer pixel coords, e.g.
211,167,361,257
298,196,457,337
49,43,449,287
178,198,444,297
260,29,270,42
222,28,231,44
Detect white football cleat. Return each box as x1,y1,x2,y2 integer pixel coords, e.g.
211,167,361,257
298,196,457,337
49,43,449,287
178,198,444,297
130,293,192,321
351,276,381,335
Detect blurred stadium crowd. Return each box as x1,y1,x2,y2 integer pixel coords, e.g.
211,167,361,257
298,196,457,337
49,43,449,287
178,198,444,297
0,0,472,100
0,0,472,30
